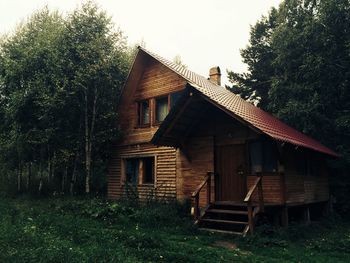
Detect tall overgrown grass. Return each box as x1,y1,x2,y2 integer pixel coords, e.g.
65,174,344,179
1,197,350,262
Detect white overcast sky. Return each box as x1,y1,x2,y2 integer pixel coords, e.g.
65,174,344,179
0,0,282,85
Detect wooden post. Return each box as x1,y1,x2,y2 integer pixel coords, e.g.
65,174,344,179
194,194,199,221
257,177,264,213
304,206,310,225
281,206,289,227
207,172,211,205
247,203,254,234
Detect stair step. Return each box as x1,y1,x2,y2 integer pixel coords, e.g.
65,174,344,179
206,209,248,215
199,227,243,236
214,201,247,206
201,219,248,225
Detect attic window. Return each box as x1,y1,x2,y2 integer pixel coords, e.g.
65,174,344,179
155,96,169,123
138,100,150,126
155,91,183,124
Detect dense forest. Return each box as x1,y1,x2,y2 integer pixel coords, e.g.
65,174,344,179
0,2,133,195
228,0,350,213
0,0,349,215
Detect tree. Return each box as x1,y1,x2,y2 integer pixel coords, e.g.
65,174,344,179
0,2,130,195
61,2,129,193
228,0,350,213
227,7,278,109
0,8,65,194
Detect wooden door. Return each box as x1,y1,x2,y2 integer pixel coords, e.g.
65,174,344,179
215,144,246,201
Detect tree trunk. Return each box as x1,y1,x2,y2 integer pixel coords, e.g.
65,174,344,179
62,165,67,193
84,91,90,194
17,162,22,193
48,149,52,184
84,87,98,194
27,162,32,191
38,147,44,195
38,161,43,195
70,154,78,196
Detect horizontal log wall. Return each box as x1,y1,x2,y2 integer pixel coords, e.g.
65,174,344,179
176,136,214,207
118,58,187,146
108,57,187,200
247,174,284,204
283,146,329,204
108,143,177,200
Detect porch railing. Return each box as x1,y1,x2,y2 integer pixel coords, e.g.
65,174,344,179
191,171,213,221
244,175,264,234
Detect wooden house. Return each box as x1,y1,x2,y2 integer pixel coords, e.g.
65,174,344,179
108,47,338,235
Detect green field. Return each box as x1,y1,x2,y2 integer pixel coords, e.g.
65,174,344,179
0,197,349,262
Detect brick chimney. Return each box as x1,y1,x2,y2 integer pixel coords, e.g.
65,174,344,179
209,66,221,86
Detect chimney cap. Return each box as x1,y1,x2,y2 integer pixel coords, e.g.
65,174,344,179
209,66,221,76
209,66,221,86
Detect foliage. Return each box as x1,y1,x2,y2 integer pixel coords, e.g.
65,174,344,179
0,2,131,195
227,0,350,214
1,198,350,262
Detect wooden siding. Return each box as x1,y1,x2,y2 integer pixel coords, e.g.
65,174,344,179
118,58,187,146
108,57,186,200
283,146,329,204
176,136,214,207
109,55,330,207
108,143,177,200
247,175,284,204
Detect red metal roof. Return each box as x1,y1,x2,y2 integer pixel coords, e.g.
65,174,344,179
139,47,338,157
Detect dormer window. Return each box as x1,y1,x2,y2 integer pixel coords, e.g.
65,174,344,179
138,100,150,126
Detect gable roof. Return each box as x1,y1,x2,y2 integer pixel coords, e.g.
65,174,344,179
138,46,338,158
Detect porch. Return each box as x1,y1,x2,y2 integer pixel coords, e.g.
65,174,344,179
191,171,287,236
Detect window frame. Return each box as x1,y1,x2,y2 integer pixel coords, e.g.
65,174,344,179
248,139,279,175
154,95,170,125
137,99,151,127
121,154,157,187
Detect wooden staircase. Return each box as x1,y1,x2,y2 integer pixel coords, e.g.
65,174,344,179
196,202,258,236
192,172,264,236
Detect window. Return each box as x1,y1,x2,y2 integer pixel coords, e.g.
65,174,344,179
124,156,155,185
137,91,184,126
170,91,183,108
155,91,183,124
138,100,150,126
142,157,154,184
296,154,318,176
249,140,278,174
155,96,169,123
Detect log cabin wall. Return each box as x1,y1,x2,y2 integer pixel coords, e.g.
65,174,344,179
176,136,214,207
303,155,329,203
247,174,285,204
176,104,259,206
282,146,329,204
108,143,177,200
118,57,187,146
108,57,187,200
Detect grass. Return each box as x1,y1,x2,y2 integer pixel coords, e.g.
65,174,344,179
0,197,349,262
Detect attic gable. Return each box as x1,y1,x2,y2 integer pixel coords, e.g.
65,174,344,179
117,49,187,137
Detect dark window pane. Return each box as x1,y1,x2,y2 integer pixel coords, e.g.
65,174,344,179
126,159,139,185
296,153,307,175
263,141,277,172
142,157,154,184
250,141,263,174
170,91,183,108
156,97,168,122
139,100,149,125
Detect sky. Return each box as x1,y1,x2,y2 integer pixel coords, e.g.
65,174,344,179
0,0,282,85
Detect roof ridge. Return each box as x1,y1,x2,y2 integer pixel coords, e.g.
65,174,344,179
138,46,221,88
